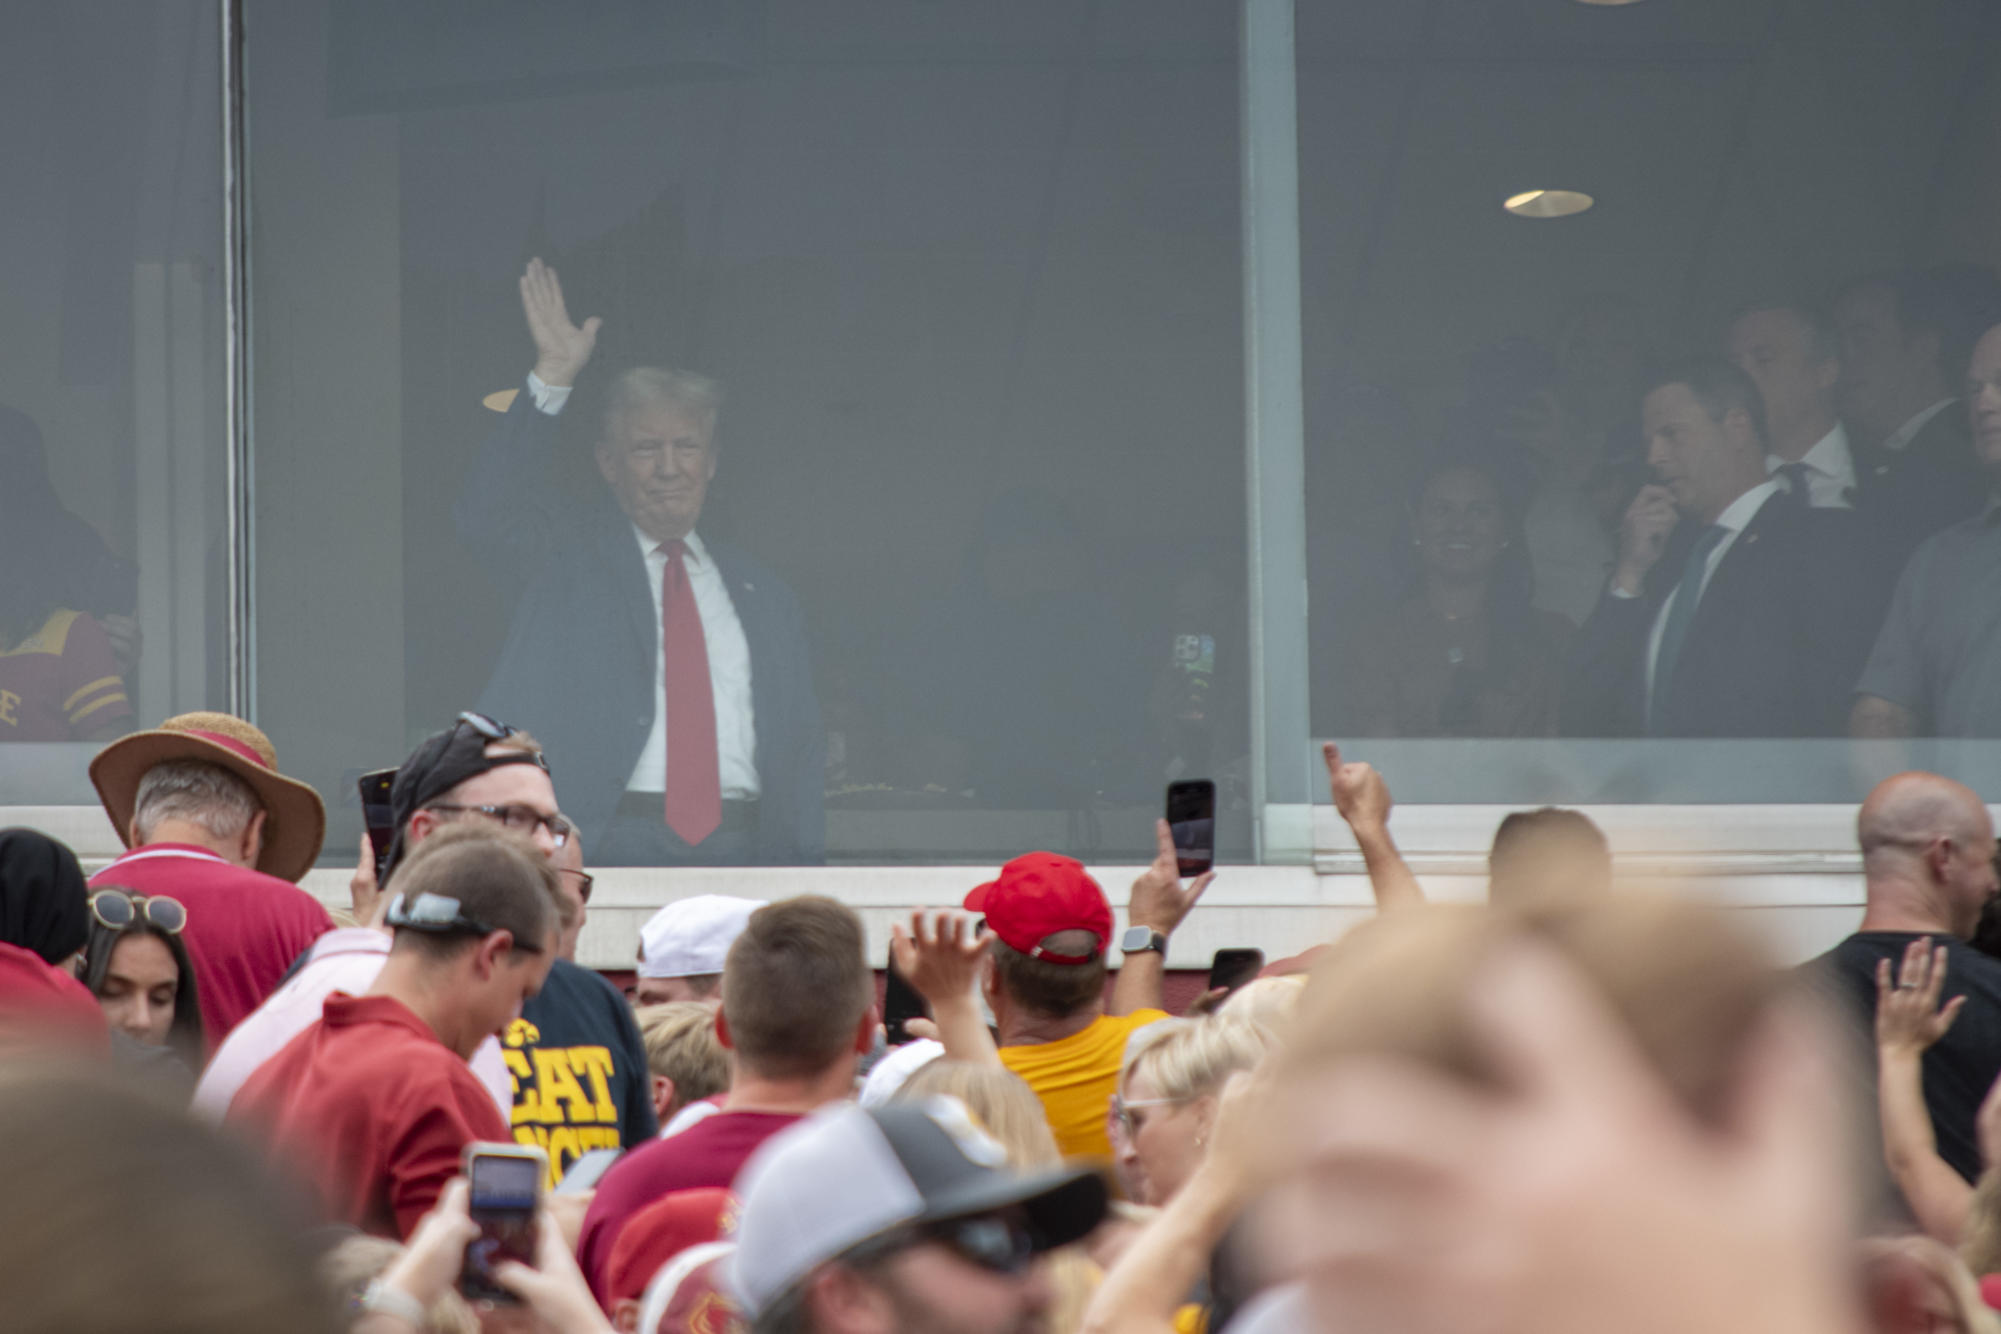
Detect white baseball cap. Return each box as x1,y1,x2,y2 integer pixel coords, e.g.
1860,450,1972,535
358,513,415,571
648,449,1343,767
637,895,762,979
728,1099,1109,1317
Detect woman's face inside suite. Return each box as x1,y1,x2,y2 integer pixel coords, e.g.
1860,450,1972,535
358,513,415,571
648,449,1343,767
96,933,179,1047
1416,467,1507,581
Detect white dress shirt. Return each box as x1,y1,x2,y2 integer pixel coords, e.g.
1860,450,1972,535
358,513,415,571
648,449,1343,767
524,373,761,800
1766,422,1856,508
626,525,760,798
1621,481,1780,703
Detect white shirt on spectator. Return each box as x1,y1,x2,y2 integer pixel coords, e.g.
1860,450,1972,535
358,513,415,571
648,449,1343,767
193,927,513,1122
524,372,759,800
1766,422,1855,508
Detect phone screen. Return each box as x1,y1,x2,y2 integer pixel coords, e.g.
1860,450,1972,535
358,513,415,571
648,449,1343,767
883,947,927,1047
1207,948,1265,996
1166,779,1216,878
356,769,397,881
461,1148,542,1305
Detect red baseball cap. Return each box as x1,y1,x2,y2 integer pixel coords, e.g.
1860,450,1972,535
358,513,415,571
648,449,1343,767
963,852,1112,964
608,1187,736,1308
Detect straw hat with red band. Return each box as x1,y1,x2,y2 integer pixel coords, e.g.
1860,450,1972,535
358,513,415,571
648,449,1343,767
89,712,327,884
963,851,1112,964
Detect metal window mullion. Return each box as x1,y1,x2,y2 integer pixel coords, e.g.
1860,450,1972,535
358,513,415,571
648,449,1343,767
1240,0,1312,861
220,0,255,719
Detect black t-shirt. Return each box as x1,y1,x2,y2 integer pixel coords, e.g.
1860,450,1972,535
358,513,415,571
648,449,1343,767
1809,931,2001,1184
506,958,659,1186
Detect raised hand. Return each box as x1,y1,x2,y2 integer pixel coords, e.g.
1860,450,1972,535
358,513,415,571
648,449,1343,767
1874,938,1964,1058
1322,741,1392,836
890,910,990,1010
1613,484,1678,593
519,257,602,389
1129,818,1216,938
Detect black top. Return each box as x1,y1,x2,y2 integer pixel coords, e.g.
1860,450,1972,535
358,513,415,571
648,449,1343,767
507,958,659,1185
1808,931,2001,1184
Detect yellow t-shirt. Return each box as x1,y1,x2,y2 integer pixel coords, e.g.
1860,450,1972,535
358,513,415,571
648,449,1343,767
999,1009,1169,1160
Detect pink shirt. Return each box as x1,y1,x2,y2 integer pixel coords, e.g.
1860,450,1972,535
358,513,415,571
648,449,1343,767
194,926,513,1121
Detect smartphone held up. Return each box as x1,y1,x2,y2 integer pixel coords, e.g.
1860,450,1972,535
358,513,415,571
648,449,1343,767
1165,779,1215,878
460,1142,545,1305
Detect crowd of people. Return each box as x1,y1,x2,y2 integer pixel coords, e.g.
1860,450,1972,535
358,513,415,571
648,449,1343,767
3,702,2001,1334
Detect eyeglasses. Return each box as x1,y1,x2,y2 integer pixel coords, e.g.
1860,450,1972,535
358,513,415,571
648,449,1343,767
849,1211,1039,1277
88,888,186,935
558,868,594,905
454,711,550,772
425,802,573,847
386,892,543,953
1111,1094,1189,1138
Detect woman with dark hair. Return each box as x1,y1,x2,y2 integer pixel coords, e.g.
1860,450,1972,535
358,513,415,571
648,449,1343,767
77,887,203,1072
1345,459,1573,737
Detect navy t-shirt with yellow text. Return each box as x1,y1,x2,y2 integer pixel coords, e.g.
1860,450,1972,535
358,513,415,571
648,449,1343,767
504,958,657,1185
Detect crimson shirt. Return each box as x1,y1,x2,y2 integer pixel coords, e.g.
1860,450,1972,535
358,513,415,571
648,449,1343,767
578,1110,803,1303
228,992,508,1238
0,941,109,1052
89,844,332,1050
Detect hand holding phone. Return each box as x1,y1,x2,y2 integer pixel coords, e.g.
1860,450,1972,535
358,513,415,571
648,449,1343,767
460,1143,546,1305
1166,780,1216,877
1208,948,1265,997
357,768,398,881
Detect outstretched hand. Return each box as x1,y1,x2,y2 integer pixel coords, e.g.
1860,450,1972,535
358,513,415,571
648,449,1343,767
1875,938,1964,1058
1322,742,1392,835
890,910,990,1009
1128,818,1215,937
520,257,601,388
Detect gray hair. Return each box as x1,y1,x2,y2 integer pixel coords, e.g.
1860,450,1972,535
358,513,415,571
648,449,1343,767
132,761,262,843
603,366,724,442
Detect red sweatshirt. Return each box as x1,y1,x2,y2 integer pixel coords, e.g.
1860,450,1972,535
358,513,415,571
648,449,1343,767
229,992,507,1238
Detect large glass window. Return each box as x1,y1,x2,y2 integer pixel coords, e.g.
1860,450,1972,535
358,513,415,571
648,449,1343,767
248,2,1250,866
0,1,226,801
1300,0,2001,804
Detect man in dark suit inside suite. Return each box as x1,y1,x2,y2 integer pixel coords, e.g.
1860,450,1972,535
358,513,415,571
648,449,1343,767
455,259,822,866
1562,358,1884,739
1834,266,2001,567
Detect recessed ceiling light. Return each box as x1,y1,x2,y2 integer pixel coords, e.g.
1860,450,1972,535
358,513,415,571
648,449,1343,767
1572,0,1646,6
1504,189,1595,219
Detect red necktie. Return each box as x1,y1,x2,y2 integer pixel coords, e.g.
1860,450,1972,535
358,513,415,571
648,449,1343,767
660,540,721,845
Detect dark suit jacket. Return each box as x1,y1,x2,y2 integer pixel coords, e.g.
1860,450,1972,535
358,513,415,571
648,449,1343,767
1854,404,1985,572
1561,493,1888,737
454,390,824,863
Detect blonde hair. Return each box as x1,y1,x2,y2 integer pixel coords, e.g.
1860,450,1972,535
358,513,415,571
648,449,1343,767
321,1234,478,1334
894,1060,1061,1169
1284,895,1783,1127
1218,976,1304,1039
604,367,724,440
1121,1016,1270,1105
635,1002,730,1116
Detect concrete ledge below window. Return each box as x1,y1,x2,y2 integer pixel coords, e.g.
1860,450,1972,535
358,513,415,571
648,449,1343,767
22,802,1922,974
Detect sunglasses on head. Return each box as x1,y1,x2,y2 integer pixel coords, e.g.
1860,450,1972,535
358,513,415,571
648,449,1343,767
454,711,549,771
89,888,186,935
386,892,543,953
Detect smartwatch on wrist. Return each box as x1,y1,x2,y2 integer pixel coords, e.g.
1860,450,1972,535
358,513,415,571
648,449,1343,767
1119,926,1168,956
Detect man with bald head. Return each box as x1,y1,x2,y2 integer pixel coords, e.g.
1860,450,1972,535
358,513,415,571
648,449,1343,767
1812,771,2001,1184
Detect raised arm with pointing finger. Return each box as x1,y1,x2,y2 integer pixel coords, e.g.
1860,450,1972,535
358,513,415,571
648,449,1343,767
1322,741,1425,911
